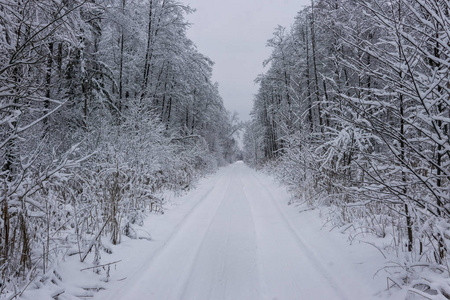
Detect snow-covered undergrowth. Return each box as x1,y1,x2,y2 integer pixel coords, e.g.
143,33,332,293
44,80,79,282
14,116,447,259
1,148,218,299
265,159,450,300
0,108,228,299
14,167,229,300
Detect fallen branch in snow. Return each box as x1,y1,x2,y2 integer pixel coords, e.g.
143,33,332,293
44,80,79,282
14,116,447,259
81,217,111,263
386,277,402,290
7,293,20,300
298,207,316,213
80,260,122,272
51,289,65,299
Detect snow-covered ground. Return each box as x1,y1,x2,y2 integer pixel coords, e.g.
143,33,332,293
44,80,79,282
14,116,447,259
92,162,393,300
21,162,399,300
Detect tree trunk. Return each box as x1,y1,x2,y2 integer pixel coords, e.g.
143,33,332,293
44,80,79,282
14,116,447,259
141,0,154,100
310,0,323,130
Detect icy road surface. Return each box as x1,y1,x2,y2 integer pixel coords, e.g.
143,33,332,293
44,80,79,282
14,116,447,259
96,162,385,300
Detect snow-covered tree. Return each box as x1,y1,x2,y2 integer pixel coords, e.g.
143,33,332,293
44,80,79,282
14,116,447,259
245,0,449,273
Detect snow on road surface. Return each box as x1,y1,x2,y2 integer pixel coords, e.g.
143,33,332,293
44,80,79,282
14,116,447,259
95,162,389,300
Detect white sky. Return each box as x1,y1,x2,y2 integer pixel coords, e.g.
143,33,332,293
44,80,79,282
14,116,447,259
186,0,311,122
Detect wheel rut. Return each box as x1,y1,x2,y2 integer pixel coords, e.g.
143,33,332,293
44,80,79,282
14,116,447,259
250,171,351,300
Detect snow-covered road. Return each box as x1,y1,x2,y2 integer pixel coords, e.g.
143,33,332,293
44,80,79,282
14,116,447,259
96,162,386,300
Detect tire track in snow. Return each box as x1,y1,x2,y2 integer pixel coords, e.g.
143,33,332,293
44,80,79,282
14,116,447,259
174,172,241,299
243,175,302,300
238,173,266,300
178,166,262,300
251,171,350,300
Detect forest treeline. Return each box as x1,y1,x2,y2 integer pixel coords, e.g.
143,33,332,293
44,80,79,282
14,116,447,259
0,0,238,296
244,0,449,281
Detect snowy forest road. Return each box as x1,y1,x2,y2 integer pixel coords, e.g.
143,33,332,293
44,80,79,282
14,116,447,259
97,162,383,300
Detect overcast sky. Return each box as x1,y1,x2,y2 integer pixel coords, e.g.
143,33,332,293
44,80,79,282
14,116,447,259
186,0,311,122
